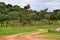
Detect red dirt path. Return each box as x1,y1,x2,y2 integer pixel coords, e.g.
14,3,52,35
0,29,47,40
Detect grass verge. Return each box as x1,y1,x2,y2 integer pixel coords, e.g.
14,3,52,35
38,31,60,40
0,25,60,36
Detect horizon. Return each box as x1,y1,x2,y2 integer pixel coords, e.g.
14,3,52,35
0,0,60,12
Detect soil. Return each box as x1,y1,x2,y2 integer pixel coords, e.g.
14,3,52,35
0,29,47,40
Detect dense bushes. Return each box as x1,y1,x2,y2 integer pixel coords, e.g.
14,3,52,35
0,2,60,27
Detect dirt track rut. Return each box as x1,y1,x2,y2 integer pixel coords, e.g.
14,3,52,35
0,29,47,40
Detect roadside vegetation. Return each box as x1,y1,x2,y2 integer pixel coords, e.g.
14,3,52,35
37,31,60,40
0,25,59,36
0,2,60,37
0,2,60,27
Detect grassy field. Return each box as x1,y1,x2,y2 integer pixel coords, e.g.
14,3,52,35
0,25,60,36
37,32,60,40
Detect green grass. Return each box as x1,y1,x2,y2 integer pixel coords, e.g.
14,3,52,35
39,32,60,40
0,25,60,36
38,28,60,40
0,26,38,36
41,31,60,35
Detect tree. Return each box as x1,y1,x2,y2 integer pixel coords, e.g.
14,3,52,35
0,2,6,8
10,5,20,11
0,2,6,12
5,4,12,12
7,11,20,26
0,13,7,27
6,4,12,8
53,9,59,24
24,4,30,10
39,9,48,24
45,12,53,25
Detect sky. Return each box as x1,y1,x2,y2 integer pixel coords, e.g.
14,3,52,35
0,0,60,12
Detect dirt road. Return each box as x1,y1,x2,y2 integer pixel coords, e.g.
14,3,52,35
0,29,47,40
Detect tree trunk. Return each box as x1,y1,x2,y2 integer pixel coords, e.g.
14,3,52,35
1,21,3,27
6,20,9,27
48,19,51,25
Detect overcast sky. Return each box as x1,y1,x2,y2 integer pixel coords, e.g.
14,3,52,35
0,0,60,11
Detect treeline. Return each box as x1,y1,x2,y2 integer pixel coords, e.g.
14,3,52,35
0,2,60,27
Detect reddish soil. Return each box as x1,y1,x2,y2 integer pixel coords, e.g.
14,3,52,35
0,29,47,40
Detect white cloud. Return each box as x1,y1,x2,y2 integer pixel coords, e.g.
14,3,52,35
0,0,60,11
52,0,60,2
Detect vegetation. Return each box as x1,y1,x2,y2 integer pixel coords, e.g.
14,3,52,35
39,31,60,40
0,2,60,36
0,25,59,36
41,31,60,35
0,2,60,27
0,26,38,36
